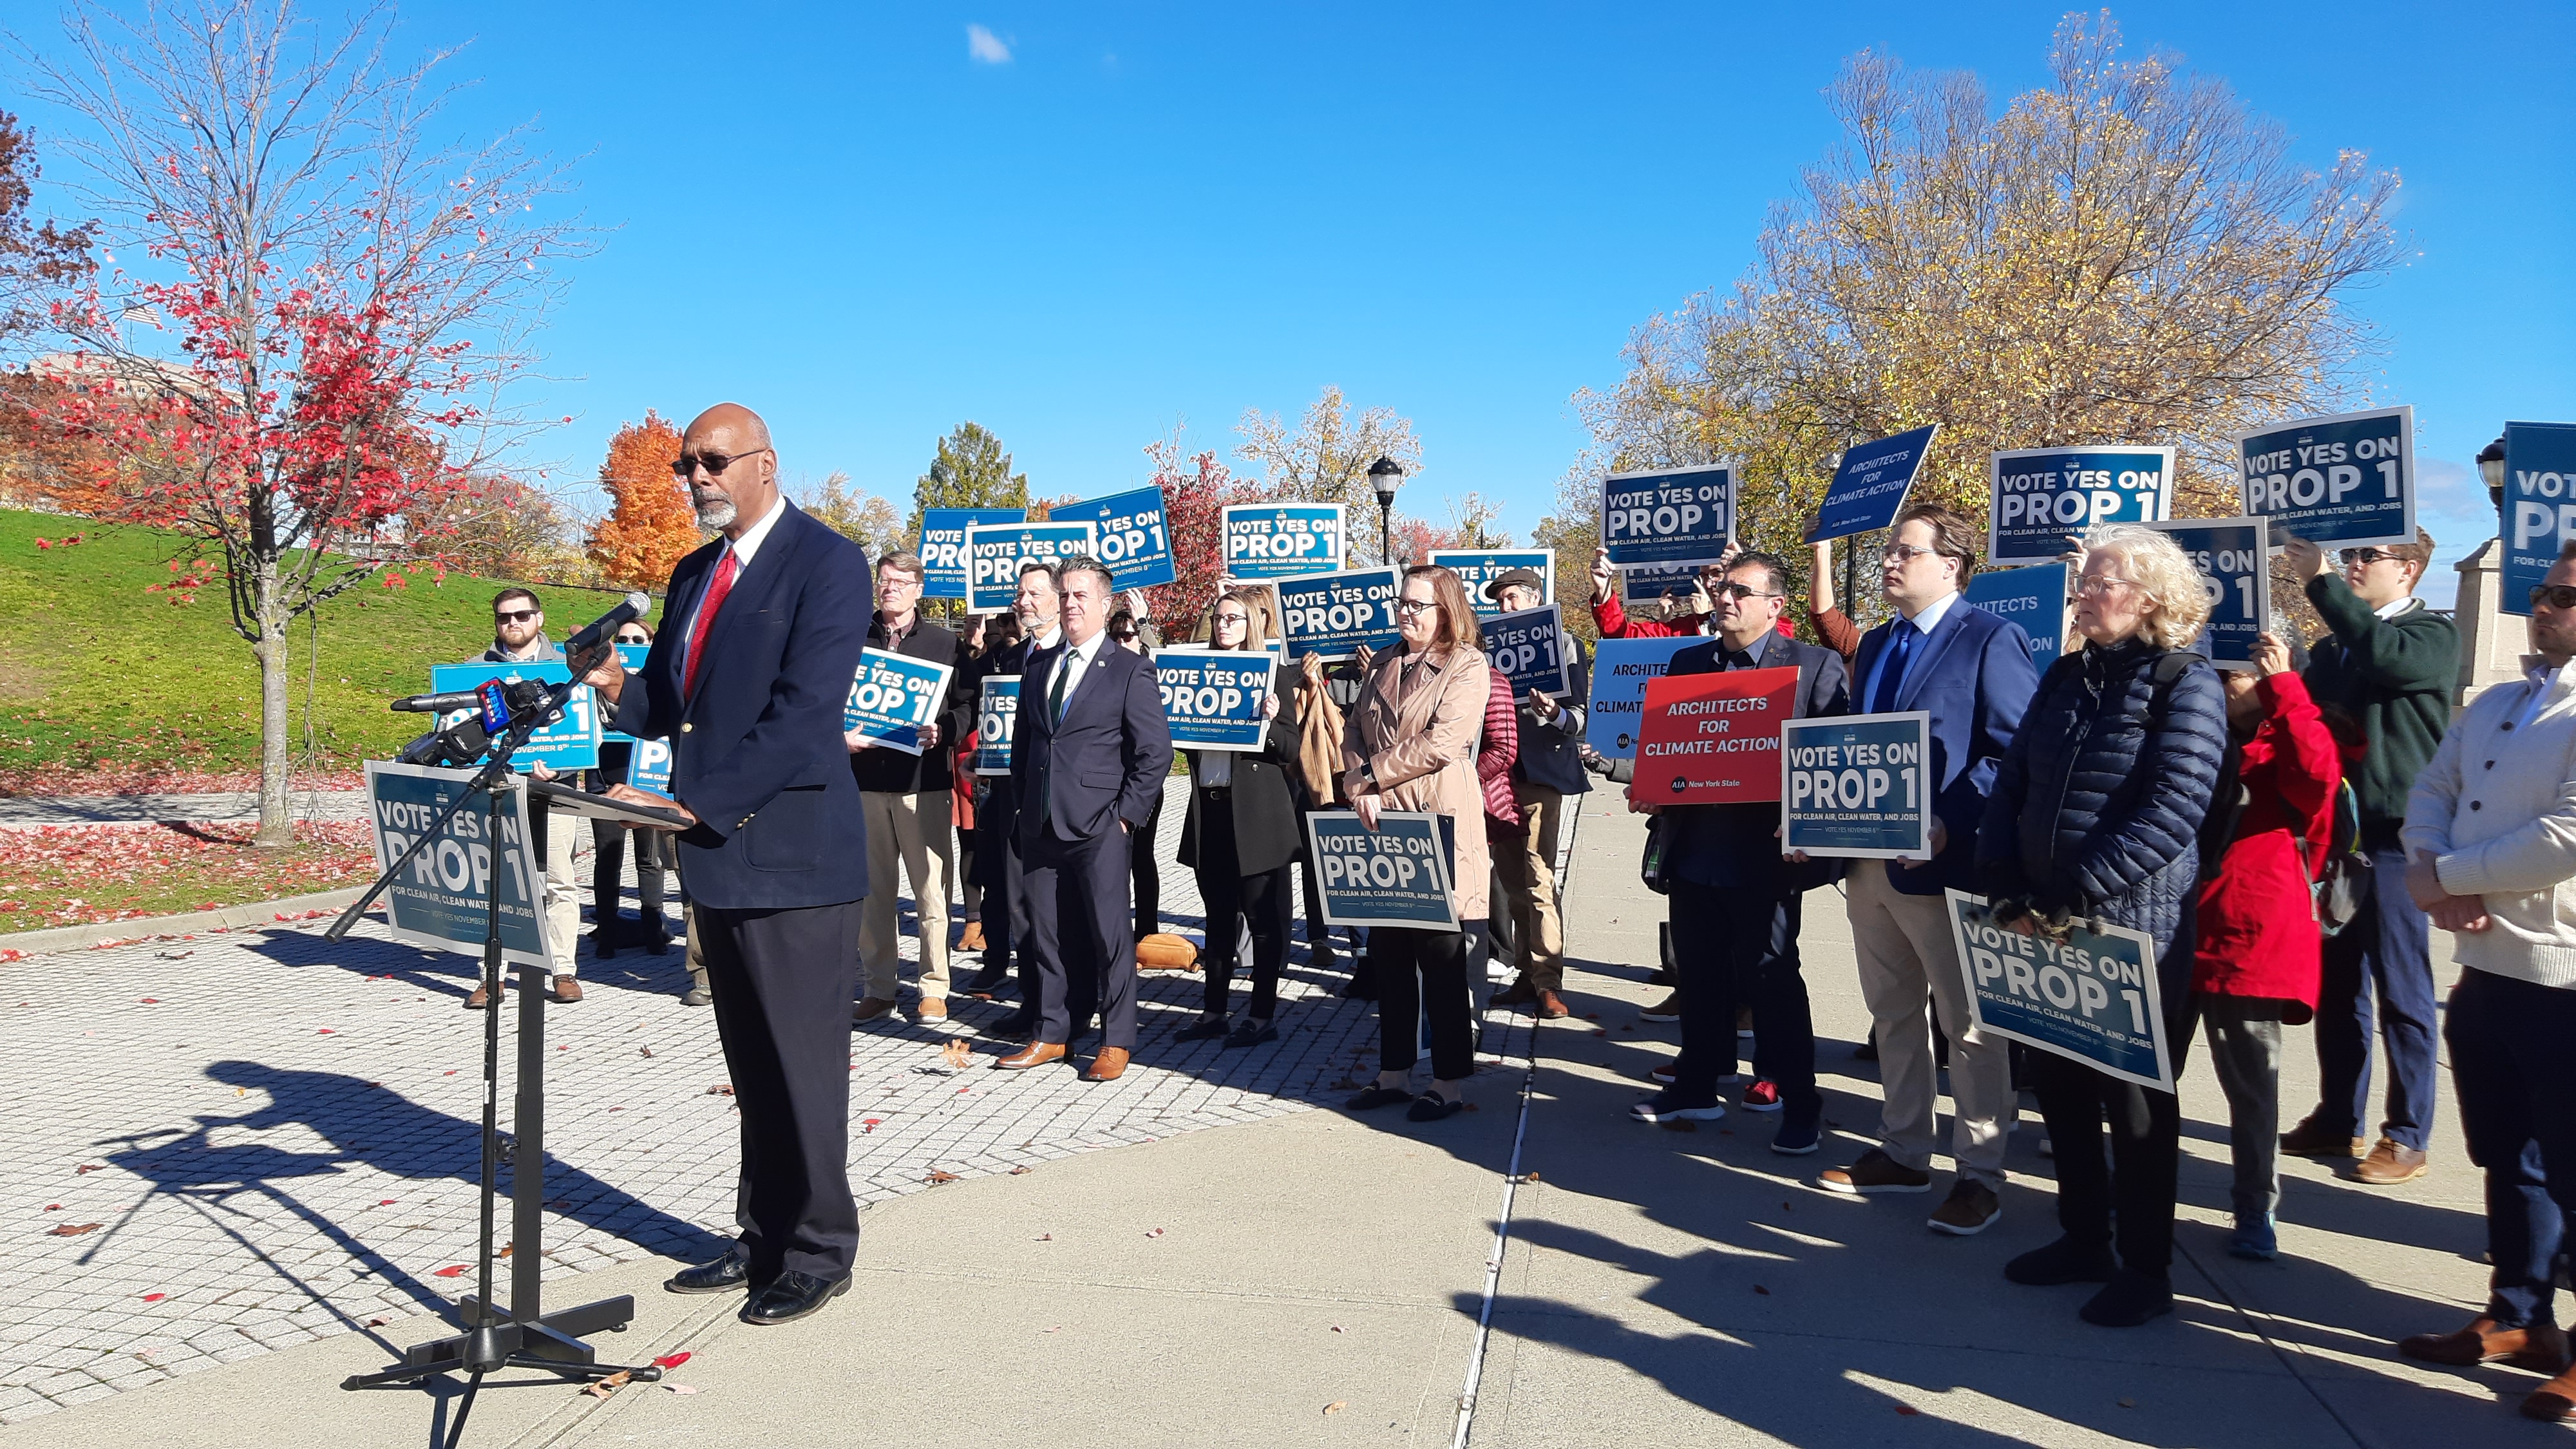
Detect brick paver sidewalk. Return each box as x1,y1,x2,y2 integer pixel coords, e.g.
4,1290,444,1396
0,789,1552,1425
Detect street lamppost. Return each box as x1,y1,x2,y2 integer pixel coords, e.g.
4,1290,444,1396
2479,435,2509,510
1368,455,1405,566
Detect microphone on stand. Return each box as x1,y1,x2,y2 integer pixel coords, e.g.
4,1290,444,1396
564,592,653,657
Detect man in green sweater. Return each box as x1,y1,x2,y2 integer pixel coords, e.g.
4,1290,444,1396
2282,527,2456,1186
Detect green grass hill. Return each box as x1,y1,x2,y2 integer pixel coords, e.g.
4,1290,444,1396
0,507,665,790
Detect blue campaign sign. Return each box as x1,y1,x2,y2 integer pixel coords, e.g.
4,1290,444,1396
2145,518,2269,670
627,736,673,793
2235,404,2416,549
1155,649,1278,753
1601,463,1734,571
1304,810,1461,931
919,507,1027,600
974,675,1020,776
1276,566,1403,661
1584,635,1701,759
1781,713,1933,860
429,661,600,772
1481,605,1573,700
843,649,956,755
965,520,1101,612
1222,503,1347,581
1962,562,2069,663
1429,549,1553,616
1809,424,1939,542
1989,446,2175,565
2501,421,2576,617
1946,890,2174,1092
1620,560,1703,609
364,761,554,968
1058,486,1176,589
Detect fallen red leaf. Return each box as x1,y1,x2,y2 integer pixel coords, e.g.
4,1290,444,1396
48,1223,101,1236
44,1203,60,1211
141,1293,165,1302
317,1028,334,1035
140,998,160,1004
925,1170,960,1185
75,1164,101,1174
652,1351,692,1369
433,1264,468,1278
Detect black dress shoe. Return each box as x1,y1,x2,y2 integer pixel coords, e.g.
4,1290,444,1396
1346,1085,1412,1111
1175,1014,1230,1042
2003,1236,2117,1287
991,1011,1036,1041
591,930,618,961
665,1244,756,1295
965,960,1012,996
647,931,672,957
1222,1018,1278,1049
1406,1092,1465,1122
740,1269,851,1325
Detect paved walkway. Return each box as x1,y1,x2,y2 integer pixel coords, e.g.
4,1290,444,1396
0,791,369,829
3,788,2564,1448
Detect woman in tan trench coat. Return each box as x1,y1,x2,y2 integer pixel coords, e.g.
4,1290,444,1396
1340,565,1492,1122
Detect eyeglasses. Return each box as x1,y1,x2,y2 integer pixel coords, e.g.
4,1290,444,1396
1711,582,1783,601
2340,548,2407,567
670,447,772,480
878,575,922,591
1211,612,1251,627
2532,585,2576,611
2072,577,2139,599
1394,598,1439,616
495,609,538,623
1879,543,1939,564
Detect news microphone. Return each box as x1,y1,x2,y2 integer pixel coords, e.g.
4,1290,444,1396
565,592,653,658
390,690,489,714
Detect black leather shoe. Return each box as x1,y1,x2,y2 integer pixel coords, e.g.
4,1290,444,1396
1223,1018,1278,1050
2003,1236,2117,1287
1346,1085,1412,1111
740,1269,851,1325
990,1011,1036,1041
965,960,1012,996
1406,1092,1465,1122
665,1244,755,1296
1175,1014,1230,1042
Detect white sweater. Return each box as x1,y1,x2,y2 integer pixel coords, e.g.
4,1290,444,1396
2401,656,2576,990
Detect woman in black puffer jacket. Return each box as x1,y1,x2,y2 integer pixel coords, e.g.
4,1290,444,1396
1976,524,2228,1329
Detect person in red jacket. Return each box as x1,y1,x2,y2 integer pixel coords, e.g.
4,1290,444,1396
2185,630,2344,1262
1588,546,1733,639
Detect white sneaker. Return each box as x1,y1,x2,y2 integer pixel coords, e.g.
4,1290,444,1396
1628,1095,1727,1124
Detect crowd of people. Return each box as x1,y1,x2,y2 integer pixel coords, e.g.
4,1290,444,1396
519,404,2575,1423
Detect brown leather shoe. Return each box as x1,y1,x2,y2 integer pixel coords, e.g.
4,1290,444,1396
992,1041,1066,1070
852,996,899,1023
1491,977,1537,1007
958,921,987,952
2526,1363,2576,1421
915,996,949,1021
2352,1137,2429,1184
549,978,583,1004
2279,1113,2367,1159
2400,1317,2570,1371
464,980,505,1009
1081,1046,1132,1083
1534,989,1570,1019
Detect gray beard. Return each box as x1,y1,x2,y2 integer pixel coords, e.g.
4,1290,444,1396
695,498,737,529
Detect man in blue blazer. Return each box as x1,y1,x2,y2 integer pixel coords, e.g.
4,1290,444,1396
994,556,1173,1082
1628,551,1848,1155
589,403,873,1327
1810,504,2040,1236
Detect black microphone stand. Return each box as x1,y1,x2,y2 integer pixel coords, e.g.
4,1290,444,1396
331,666,660,1443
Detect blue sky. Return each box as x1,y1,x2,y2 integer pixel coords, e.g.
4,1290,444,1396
23,3,2576,605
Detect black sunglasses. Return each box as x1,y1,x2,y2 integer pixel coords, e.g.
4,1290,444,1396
1712,582,1782,601
2339,547,2407,567
2532,585,2576,612
670,447,771,480
495,609,538,624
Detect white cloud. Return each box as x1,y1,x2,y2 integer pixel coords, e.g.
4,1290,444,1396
966,24,1012,64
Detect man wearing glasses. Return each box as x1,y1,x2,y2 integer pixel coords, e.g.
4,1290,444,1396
1627,552,1848,1155
849,552,972,1025
585,403,874,1326
467,587,585,1006
2280,528,2457,1186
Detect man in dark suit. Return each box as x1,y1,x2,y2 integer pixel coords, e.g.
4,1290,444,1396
1628,551,1848,1155
994,555,1173,1082
963,560,1065,1035
1809,504,2039,1234
589,402,872,1327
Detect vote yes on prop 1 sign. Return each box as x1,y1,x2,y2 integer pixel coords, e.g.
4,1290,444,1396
1153,649,1278,753
1428,548,1553,616
1946,889,2174,1092
1220,504,1346,581
1481,605,1573,700
1056,486,1177,589
1275,565,1403,661
1303,810,1460,931
2142,518,2269,671
843,649,955,756
2502,421,2576,617
1780,712,1933,861
1600,463,1734,571
974,676,1019,776
964,520,1101,612
918,507,1027,600
2234,404,2416,549
1987,446,2174,565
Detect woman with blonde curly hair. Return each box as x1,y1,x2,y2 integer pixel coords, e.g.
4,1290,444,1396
1975,523,2228,1328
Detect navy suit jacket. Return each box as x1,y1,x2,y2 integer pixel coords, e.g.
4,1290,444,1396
1662,630,1849,894
1850,601,2040,895
1011,638,1173,848
608,502,873,911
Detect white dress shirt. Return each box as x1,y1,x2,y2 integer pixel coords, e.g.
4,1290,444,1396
1046,629,1108,724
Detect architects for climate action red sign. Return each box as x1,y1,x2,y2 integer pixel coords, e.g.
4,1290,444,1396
1629,666,1798,806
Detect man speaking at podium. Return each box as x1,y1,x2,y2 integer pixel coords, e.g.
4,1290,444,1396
585,402,874,1326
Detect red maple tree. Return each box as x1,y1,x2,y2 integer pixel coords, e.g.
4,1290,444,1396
585,411,694,589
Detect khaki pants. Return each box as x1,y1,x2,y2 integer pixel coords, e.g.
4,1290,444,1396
533,800,582,980
860,789,954,1001
1847,863,2015,1186
1492,779,1567,992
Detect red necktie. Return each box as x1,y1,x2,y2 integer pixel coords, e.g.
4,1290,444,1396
682,549,740,698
